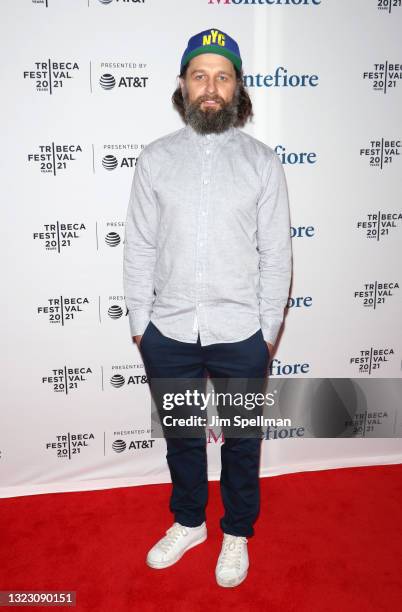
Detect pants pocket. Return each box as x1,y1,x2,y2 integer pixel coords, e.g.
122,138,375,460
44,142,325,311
139,320,152,349
260,329,270,361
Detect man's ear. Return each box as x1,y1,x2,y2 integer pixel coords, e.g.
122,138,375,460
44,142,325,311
178,76,185,95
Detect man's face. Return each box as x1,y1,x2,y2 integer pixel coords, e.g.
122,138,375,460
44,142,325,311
179,53,239,134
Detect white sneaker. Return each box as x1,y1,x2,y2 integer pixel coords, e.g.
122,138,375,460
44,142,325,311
215,533,249,587
146,522,207,569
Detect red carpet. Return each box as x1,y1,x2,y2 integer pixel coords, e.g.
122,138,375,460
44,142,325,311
1,463,401,611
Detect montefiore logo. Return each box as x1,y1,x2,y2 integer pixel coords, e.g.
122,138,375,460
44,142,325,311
207,0,321,5
244,67,318,87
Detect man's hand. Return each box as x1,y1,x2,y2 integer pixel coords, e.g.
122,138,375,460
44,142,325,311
133,335,142,348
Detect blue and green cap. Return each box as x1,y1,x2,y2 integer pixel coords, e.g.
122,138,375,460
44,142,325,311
180,28,242,73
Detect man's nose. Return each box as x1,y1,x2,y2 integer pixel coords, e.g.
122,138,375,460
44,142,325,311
205,77,218,95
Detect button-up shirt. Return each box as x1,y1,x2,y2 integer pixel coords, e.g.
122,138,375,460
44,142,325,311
123,124,292,346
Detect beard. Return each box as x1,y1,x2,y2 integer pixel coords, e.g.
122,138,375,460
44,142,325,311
183,86,240,135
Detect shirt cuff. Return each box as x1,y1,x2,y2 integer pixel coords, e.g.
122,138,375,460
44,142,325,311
260,320,282,346
128,310,152,337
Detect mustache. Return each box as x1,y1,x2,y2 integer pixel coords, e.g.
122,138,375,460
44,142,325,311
195,94,226,106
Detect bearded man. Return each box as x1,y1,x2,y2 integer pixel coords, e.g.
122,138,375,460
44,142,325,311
123,28,292,588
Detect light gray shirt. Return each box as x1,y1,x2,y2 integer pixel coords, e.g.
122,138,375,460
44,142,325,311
123,124,292,347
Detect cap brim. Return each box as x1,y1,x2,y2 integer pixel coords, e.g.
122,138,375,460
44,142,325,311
181,46,242,71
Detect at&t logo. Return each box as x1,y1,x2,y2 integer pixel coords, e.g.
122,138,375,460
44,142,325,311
98,144,144,171
112,439,155,453
99,73,148,89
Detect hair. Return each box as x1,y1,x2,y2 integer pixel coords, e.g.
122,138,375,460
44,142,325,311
171,61,253,127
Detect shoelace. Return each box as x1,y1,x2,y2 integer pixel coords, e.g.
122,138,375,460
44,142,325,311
218,535,248,570
157,523,189,553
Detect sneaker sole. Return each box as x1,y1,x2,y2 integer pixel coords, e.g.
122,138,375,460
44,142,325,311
146,533,207,569
216,569,248,588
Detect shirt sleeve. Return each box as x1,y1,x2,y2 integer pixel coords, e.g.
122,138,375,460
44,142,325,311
123,149,158,337
256,150,292,346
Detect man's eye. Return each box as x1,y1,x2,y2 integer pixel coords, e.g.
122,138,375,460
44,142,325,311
195,74,204,80
218,75,227,80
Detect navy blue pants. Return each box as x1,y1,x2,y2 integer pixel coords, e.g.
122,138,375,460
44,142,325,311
139,321,270,538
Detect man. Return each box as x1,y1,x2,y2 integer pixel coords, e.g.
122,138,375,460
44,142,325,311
123,28,292,588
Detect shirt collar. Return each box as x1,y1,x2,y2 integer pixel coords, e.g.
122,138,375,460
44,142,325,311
184,124,235,146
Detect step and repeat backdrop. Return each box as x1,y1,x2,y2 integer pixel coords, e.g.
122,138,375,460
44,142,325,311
1,0,401,498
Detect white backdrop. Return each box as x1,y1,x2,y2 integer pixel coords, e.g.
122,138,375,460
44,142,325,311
1,0,402,499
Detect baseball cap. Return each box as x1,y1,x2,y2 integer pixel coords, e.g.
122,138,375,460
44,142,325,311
180,28,242,72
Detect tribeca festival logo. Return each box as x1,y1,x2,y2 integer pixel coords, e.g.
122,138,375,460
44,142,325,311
96,61,149,92
37,296,90,325
346,411,392,437
98,144,144,172
46,432,95,460
42,366,93,393
356,210,402,240
377,0,401,13
349,347,394,374
33,222,87,252
244,67,318,88
23,60,79,94
275,145,317,165
363,62,402,93
103,365,147,390
360,139,401,168
354,281,399,309
28,143,83,174
111,430,154,454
